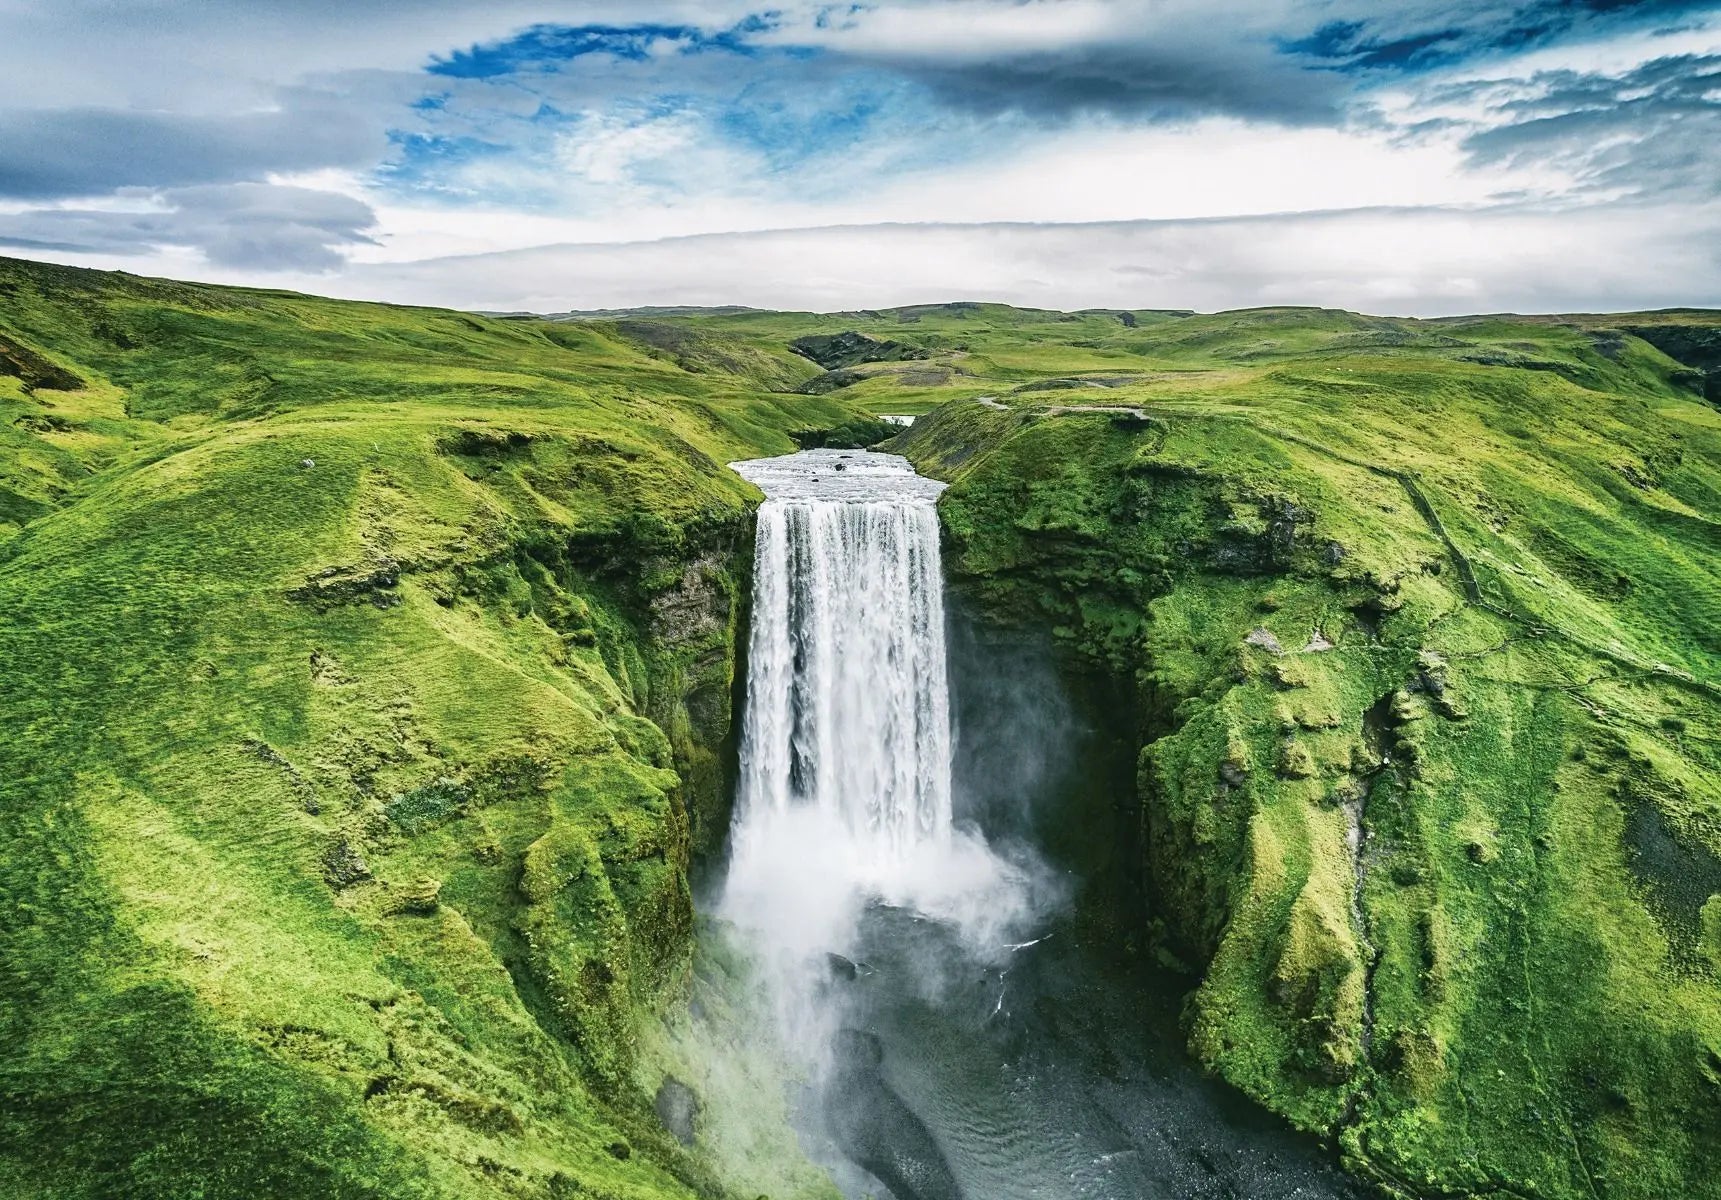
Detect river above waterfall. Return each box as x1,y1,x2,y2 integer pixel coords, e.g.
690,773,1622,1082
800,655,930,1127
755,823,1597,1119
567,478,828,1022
718,449,1362,1200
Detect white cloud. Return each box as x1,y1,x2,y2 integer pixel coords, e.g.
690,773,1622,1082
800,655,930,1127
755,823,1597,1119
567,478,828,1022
1443,13,1721,82
302,116,1566,264
290,202,1721,316
767,0,1141,59
0,2,741,109
0,182,376,270
1373,16,1721,126
848,119,1570,222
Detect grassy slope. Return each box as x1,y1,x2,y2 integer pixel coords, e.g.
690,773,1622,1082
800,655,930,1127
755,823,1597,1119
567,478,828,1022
563,302,1192,418
7,260,1720,1200
878,306,1721,1198
0,257,862,1199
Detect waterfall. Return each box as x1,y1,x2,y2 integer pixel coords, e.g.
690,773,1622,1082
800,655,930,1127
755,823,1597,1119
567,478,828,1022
734,453,953,857
720,449,1028,1058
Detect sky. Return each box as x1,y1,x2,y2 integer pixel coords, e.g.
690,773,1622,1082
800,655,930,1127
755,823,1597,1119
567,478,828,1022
0,0,1717,315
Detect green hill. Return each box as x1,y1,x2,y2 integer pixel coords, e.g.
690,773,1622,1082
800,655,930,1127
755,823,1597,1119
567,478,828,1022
3,253,1719,1199
0,256,871,1199
888,305,1721,1198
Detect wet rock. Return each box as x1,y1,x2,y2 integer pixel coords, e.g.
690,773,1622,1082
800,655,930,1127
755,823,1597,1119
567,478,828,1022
1588,330,1628,361
790,331,928,370
14,411,72,433
1261,495,1313,565
827,952,865,981
799,367,867,394
1616,462,1657,490
1620,323,1721,406
0,334,86,391
834,1028,885,1067
1014,377,1107,393
648,552,727,645
436,427,535,459
655,1076,699,1146
1412,663,1466,719
826,1030,961,1200
385,778,471,833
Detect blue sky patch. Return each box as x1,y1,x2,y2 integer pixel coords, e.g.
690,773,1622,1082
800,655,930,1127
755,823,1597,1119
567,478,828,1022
377,131,513,195
1281,0,1720,74
427,17,787,79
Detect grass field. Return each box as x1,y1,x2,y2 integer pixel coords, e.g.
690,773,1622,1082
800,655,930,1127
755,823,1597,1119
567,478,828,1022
4,255,1719,1199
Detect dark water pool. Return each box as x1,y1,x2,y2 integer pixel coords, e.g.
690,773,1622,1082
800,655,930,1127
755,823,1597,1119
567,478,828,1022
812,903,1366,1200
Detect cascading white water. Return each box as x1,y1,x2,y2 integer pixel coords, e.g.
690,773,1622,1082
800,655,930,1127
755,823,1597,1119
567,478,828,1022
720,449,1029,1061
736,454,953,857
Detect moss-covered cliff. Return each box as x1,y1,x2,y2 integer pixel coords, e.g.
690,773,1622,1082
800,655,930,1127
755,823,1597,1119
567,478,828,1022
0,256,867,1198
890,309,1721,1199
